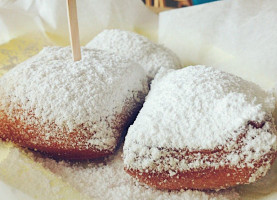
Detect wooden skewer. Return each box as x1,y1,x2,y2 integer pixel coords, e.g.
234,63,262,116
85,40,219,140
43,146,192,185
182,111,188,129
67,0,81,61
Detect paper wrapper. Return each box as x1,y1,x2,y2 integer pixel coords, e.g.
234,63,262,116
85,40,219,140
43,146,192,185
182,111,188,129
1,0,277,199
0,0,158,45
159,0,277,91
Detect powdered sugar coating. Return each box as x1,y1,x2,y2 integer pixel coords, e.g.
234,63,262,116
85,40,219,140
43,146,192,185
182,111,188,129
36,145,239,200
0,46,148,151
86,29,182,80
124,66,277,173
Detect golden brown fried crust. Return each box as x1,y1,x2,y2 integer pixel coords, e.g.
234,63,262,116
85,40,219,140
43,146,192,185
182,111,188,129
0,109,115,159
0,99,142,160
124,120,277,190
125,152,277,190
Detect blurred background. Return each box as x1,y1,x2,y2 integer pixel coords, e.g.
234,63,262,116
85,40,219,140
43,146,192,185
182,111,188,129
142,0,218,8
141,0,219,12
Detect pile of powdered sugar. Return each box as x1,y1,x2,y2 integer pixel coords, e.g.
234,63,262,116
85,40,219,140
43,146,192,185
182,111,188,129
124,65,277,174
0,46,148,151
35,145,239,200
86,29,182,80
